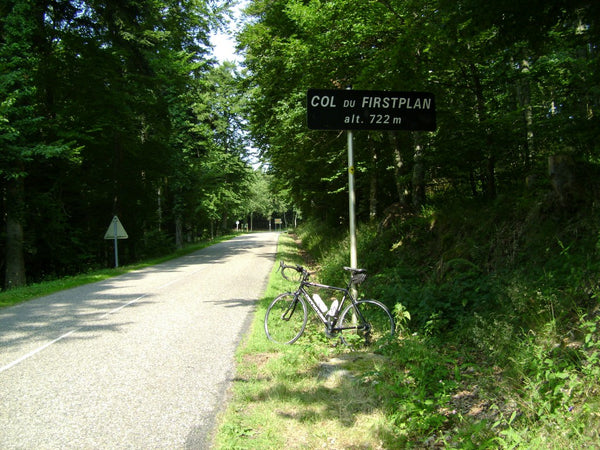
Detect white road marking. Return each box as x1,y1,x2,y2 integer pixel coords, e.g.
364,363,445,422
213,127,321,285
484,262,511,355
0,267,206,374
0,329,78,374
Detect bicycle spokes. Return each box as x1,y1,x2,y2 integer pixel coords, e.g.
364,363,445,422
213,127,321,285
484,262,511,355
338,300,395,349
265,292,308,345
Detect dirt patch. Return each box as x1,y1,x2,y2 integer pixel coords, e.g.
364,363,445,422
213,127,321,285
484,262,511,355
318,352,388,388
241,351,274,367
235,352,278,382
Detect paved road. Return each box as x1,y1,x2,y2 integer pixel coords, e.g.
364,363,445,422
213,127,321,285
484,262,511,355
0,232,279,449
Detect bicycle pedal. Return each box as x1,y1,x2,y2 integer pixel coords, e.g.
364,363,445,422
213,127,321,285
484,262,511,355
324,323,337,338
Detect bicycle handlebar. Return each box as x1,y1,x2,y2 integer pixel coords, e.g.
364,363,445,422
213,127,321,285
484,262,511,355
278,261,367,285
278,260,308,281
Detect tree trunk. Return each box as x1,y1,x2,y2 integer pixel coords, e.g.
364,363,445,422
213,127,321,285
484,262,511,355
388,131,410,205
548,154,576,206
485,154,496,200
157,186,163,231
175,216,183,249
516,53,534,170
412,133,425,209
470,62,496,200
4,176,26,289
221,212,228,234
369,143,378,220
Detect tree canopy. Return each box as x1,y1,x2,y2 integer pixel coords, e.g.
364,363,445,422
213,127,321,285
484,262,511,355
239,0,599,222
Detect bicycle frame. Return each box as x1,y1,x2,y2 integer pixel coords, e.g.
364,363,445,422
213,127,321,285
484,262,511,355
291,276,366,333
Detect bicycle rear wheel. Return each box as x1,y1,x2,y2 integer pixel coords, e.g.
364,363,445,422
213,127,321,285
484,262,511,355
338,300,395,349
264,292,308,344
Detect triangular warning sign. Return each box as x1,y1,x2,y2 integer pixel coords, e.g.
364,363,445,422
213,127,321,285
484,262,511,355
104,215,128,239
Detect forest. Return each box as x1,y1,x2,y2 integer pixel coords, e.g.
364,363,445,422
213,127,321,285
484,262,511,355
2,1,598,289
1,0,287,289
239,0,598,223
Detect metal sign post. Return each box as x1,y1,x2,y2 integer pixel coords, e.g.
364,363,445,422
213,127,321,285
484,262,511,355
347,129,357,270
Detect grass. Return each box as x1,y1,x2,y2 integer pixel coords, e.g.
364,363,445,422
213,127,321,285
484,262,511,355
0,234,236,308
213,233,397,449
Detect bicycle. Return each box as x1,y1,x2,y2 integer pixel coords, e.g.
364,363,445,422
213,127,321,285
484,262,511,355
264,260,395,348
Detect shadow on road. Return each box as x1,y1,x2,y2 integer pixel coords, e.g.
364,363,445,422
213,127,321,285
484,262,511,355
0,233,278,361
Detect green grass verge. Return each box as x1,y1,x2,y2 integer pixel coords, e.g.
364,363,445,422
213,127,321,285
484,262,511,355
0,234,236,308
213,232,397,449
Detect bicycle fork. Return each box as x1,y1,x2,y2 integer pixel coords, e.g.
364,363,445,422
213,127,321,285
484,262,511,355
281,296,300,321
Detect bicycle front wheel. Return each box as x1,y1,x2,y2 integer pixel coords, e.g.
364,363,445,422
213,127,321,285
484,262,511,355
338,300,395,349
264,292,308,344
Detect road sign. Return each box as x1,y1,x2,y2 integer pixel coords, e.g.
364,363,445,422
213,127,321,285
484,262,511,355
307,89,436,131
104,216,128,240
104,215,127,268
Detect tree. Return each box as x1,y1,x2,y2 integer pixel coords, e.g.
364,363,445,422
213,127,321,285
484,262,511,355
1,1,76,288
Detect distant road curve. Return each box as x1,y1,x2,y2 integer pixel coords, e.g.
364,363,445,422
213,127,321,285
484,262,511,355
0,232,279,449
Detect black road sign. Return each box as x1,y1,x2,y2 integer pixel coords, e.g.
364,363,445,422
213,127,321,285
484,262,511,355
307,89,436,131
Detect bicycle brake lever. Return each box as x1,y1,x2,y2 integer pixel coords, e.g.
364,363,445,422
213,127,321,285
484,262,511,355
278,260,286,273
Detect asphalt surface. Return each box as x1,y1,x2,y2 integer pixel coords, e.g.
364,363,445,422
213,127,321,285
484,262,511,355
0,232,279,449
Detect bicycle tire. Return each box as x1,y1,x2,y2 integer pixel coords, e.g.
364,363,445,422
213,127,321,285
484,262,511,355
264,292,308,344
338,299,395,349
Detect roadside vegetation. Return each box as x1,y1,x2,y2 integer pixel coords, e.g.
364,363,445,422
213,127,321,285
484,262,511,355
215,190,600,448
214,3,600,447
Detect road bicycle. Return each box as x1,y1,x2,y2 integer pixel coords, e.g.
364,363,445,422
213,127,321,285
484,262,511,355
264,261,395,348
